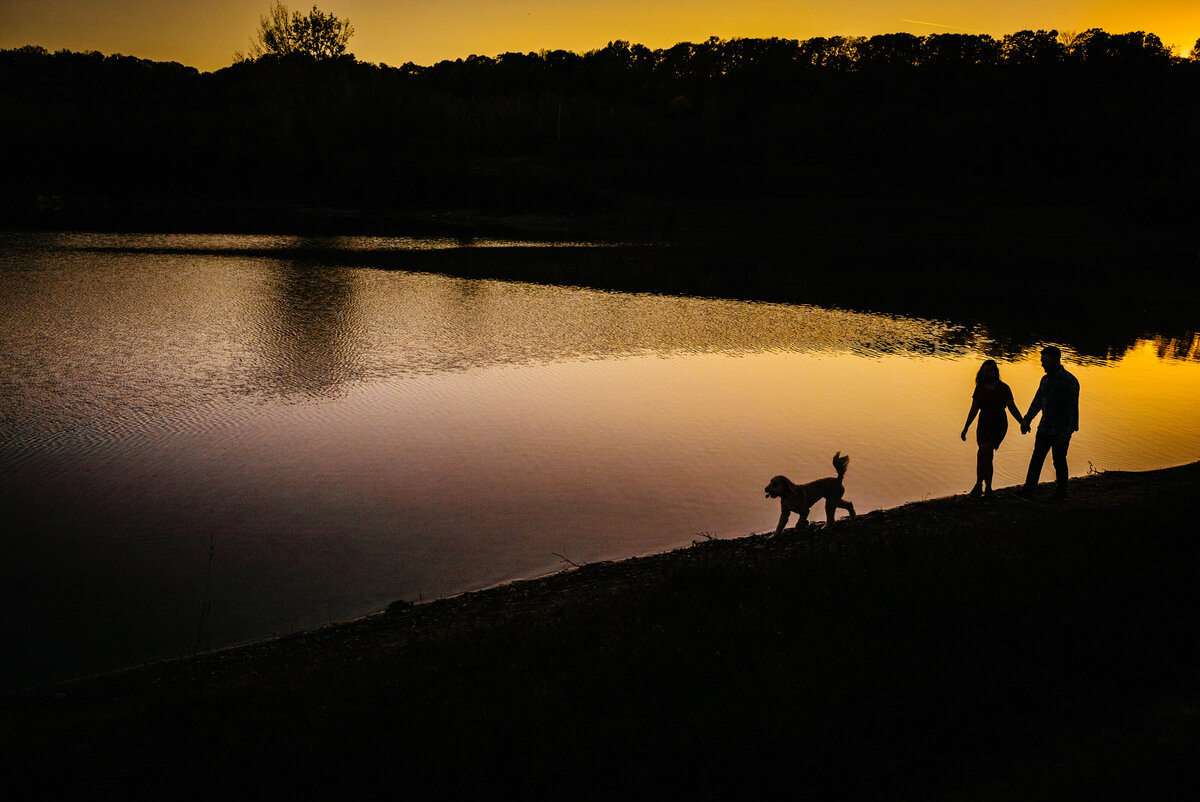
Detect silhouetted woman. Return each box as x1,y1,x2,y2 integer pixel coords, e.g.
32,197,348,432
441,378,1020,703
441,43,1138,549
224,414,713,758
960,359,1024,498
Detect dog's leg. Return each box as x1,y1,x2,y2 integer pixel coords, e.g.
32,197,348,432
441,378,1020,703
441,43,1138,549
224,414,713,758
838,500,856,520
775,506,791,535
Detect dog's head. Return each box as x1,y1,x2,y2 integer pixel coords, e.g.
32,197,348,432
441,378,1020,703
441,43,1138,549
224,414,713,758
764,476,789,499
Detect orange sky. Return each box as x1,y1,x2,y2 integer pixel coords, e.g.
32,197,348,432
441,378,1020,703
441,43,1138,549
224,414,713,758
2,1,1197,71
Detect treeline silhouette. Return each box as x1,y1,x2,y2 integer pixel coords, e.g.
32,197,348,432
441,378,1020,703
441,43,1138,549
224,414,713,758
3,30,1195,222
2,31,1197,353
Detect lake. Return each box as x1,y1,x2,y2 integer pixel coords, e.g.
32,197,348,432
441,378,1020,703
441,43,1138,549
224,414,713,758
2,231,1198,689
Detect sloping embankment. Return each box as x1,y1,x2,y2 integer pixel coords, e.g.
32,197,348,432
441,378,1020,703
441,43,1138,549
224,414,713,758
4,463,1199,799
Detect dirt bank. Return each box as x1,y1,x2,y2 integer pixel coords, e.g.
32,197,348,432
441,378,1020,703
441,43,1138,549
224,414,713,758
4,464,1200,799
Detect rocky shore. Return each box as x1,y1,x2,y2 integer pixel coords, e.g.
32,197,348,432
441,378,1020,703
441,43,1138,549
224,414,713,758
4,463,1200,799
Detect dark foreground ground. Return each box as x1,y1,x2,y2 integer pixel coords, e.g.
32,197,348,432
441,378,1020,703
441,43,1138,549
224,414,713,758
4,464,1200,799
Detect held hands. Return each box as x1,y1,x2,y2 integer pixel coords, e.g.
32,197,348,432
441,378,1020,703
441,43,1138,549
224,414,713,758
1020,421,1031,435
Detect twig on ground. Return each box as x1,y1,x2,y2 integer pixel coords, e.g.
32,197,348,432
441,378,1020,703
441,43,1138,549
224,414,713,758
553,552,582,569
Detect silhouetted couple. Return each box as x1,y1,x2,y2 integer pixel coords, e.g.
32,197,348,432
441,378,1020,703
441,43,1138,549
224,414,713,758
961,346,1079,501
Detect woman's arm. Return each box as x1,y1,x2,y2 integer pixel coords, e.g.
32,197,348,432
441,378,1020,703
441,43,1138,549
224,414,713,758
961,400,980,441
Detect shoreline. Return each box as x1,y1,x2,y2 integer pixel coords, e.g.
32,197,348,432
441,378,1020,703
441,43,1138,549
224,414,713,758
5,462,1200,797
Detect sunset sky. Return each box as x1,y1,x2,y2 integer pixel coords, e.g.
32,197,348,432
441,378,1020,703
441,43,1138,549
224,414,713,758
2,0,1198,71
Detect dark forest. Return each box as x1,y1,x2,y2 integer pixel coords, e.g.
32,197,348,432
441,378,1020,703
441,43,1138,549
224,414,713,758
4,30,1195,224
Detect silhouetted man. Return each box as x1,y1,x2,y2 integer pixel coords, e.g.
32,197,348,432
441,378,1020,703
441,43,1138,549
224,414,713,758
1015,345,1079,501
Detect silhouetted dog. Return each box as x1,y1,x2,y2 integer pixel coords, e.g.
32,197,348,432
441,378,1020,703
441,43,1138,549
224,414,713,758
765,452,856,534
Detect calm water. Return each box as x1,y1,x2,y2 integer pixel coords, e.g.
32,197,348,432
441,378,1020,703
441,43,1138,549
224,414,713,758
2,231,1198,689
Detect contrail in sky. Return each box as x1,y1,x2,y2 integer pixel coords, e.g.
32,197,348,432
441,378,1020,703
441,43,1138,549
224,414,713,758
900,18,969,31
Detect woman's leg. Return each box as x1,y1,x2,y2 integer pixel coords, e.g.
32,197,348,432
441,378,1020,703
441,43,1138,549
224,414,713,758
976,440,999,495
969,444,979,494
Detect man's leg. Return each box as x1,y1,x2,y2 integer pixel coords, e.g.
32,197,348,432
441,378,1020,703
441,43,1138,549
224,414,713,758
1050,434,1072,498
1023,433,1052,491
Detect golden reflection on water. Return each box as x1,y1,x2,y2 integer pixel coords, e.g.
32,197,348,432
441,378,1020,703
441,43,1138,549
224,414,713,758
2,231,1197,509
2,232,1199,689
346,268,968,372
2,232,1198,507
1,236,978,456
1149,332,1200,362
1076,339,1200,468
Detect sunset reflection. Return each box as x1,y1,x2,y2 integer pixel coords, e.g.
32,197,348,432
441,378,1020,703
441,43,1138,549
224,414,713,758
2,232,1198,690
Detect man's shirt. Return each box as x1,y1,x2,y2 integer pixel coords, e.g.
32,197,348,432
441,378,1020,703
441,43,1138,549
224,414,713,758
1028,366,1080,438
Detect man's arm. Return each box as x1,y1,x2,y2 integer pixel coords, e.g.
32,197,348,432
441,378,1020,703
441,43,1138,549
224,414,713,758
1021,380,1045,434
1067,373,1080,432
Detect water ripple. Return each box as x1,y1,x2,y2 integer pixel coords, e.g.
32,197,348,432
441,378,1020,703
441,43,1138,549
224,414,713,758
0,233,993,458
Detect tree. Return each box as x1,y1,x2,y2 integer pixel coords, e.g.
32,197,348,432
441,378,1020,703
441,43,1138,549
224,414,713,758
999,30,1063,66
291,5,355,58
857,33,923,69
237,2,354,61
920,33,1001,68
1190,37,1200,60
1065,28,1170,65
797,36,859,71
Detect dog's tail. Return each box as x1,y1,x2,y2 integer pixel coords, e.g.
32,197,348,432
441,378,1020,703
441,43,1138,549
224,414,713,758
832,452,849,479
